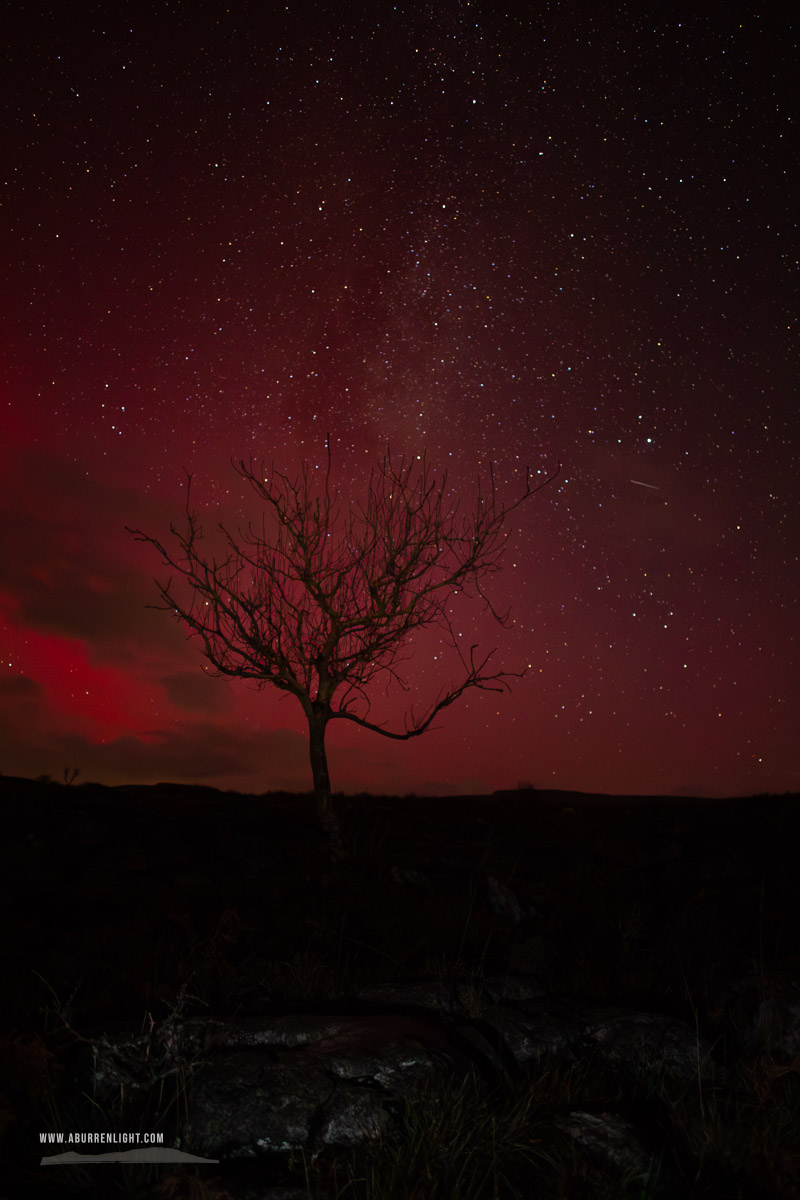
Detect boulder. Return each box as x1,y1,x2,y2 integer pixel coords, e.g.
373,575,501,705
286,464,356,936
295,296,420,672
554,1110,671,1196
582,1006,715,1086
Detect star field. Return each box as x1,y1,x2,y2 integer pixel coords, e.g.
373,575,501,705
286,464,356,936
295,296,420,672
1,3,797,797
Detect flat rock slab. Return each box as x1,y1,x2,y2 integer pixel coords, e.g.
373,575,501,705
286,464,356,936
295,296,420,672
479,997,713,1087
87,983,718,1161
186,1013,473,1158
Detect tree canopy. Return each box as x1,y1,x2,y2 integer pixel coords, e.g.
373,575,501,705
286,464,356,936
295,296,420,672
128,444,558,857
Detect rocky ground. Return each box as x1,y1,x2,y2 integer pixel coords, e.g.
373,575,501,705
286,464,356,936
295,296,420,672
1,774,799,1198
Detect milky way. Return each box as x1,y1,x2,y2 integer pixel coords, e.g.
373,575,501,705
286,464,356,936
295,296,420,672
2,4,796,797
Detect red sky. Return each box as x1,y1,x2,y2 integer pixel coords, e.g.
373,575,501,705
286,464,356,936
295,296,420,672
2,3,796,798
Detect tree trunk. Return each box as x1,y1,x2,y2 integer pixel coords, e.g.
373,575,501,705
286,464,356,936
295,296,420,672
308,710,347,862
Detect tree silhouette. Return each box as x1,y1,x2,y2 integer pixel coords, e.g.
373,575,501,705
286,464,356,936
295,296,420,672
127,445,558,860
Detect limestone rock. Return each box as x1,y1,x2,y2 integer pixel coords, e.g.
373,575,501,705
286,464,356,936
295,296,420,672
186,1013,472,1158
555,1110,670,1196
582,1006,715,1085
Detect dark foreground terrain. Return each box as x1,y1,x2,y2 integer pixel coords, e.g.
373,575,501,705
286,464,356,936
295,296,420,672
1,774,799,1199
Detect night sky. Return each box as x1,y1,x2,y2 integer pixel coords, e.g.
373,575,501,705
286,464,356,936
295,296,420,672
2,3,797,798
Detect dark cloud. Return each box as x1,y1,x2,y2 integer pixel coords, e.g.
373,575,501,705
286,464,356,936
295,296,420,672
0,713,311,793
159,670,234,714
0,674,44,701
0,447,184,661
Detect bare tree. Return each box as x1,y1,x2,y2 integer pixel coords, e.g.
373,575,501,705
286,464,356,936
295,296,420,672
127,445,558,860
